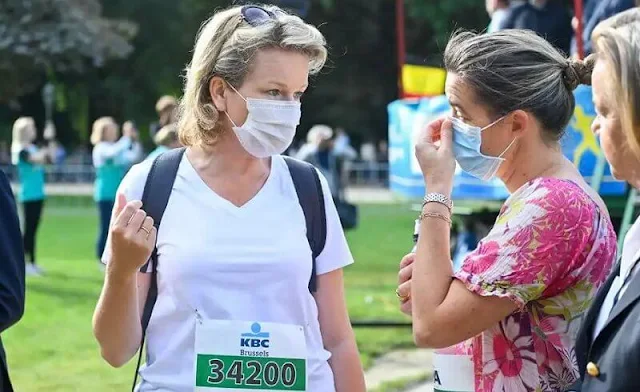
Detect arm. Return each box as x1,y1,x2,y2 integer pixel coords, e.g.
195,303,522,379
409,201,517,348
22,122,59,164
95,137,133,161
405,118,518,348
0,171,25,332
20,148,51,165
315,269,365,392
92,193,156,367
121,141,143,165
93,269,149,367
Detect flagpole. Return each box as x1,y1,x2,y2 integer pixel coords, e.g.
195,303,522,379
574,0,585,59
396,0,406,98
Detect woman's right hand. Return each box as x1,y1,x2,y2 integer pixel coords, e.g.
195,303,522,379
107,193,157,277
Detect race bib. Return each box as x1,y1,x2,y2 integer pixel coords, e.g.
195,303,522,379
195,319,307,391
433,351,474,392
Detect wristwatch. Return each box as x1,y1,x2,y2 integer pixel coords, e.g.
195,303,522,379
422,192,453,212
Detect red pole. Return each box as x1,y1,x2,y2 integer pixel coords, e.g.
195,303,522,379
396,0,406,98
574,0,585,59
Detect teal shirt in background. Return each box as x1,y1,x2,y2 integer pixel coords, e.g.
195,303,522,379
94,160,126,202
92,138,136,202
14,146,46,202
146,145,169,162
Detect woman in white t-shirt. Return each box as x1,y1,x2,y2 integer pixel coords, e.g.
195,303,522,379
92,4,365,392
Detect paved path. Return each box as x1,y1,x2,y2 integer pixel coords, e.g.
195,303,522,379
11,182,399,203
404,381,435,392
364,348,433,391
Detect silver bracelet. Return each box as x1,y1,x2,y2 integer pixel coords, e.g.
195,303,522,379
422,192,453,212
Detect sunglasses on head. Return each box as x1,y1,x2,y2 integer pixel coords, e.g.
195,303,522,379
240,5,286,26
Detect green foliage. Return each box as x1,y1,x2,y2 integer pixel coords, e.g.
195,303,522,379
0,0,137,102
1,0,491,148
406,0,490,64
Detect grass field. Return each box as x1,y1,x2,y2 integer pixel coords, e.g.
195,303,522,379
3,199,418,391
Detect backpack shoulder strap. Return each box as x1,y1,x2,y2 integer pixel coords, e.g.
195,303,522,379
139,146,185,329
132,147,185,391
283,156,327,293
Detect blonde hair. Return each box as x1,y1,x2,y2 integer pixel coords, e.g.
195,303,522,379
11,117,35,145
592,8,640,157
307,124,333,144
178,4,327,146
11,117,35,159
156,96,178,127
156,95,177,113
90,117,118,146
154,123,179,146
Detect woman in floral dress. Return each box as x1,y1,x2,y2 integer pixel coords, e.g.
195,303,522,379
395,29,617,392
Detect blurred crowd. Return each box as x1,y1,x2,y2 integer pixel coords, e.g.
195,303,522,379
6,91,382,276
486,0,638,56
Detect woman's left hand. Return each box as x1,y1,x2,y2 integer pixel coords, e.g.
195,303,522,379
415,117,456,195
397,253,415,315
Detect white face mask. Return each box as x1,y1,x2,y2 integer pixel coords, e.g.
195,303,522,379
225,84,301,158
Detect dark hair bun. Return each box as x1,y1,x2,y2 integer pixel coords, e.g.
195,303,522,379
564,54,597,90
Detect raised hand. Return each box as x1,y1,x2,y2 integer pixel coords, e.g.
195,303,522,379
107,193,156,277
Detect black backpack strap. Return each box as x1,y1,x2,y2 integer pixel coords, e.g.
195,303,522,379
283,157,327,293
132,147,185,391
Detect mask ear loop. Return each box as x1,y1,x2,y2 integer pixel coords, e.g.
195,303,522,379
226,82,247,103
480,115,507,132
497,137,518,159
480,114,518,158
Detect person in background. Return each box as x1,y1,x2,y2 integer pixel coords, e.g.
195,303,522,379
149,95,178,139
570,8,640,391
333,127,357,198
122,121,144,166
91,117,139,268
501,0,573,55
296,124,341,196
395,29,617,391
146,123,181,161
10,117,56,276
0,168,26,392
296,124,333,162
486,0,511,33
571,0,636,57
360,139,377,184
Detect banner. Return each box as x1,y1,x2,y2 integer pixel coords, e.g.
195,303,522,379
388,85,627,200
401,65,446,98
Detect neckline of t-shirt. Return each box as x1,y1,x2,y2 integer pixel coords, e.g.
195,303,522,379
180,152,280,214
510,177,584,198
509,176,610,220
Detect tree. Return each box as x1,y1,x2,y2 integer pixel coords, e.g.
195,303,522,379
0,0,494,149
0,0,137,102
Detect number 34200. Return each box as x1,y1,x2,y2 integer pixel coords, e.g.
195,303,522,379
207,359,301,389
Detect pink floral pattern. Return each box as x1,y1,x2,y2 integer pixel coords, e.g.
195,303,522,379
453,178,617,391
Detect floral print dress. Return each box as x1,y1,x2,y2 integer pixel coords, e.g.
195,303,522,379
444,178,617,392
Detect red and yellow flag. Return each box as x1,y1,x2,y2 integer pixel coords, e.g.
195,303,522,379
401,65,446,98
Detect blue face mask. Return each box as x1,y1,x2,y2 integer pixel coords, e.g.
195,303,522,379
450,116,517,181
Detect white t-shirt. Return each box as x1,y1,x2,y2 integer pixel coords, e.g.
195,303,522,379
103,154,354,392
92,136,142,167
